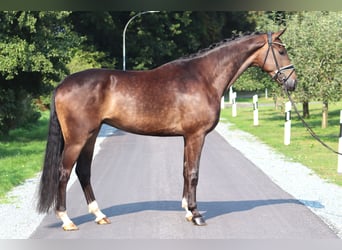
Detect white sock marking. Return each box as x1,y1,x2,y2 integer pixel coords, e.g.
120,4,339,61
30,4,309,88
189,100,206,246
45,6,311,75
88,200,106,222
182,197,193,220
56,210,73,227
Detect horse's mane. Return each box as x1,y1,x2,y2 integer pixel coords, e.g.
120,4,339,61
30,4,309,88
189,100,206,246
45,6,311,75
180,31,265,60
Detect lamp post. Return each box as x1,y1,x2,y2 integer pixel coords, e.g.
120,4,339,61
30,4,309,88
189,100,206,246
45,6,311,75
122,11,159,71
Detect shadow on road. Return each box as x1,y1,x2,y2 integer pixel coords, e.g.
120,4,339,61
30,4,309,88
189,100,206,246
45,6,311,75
46,199,323,228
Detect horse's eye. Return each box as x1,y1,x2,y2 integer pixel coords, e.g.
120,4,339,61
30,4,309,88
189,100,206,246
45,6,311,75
279,49,285,55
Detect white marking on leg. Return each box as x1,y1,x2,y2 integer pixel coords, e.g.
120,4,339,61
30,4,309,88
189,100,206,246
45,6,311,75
56,210,77,230
56,210,73,225
182,197,193,221
88,200,106,222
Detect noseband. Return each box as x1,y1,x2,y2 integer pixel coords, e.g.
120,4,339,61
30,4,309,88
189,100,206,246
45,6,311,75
262,32,295,84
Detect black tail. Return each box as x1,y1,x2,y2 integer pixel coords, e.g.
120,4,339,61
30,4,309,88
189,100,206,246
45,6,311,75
37,90,64,214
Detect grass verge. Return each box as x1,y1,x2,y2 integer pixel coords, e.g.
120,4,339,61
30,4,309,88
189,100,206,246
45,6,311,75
220,99,342,187
0,111,48,202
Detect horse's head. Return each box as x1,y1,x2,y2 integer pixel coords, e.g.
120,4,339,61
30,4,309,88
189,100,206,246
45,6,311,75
256,29,297,91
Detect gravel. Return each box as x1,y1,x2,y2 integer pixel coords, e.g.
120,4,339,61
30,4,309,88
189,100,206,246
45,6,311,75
0,122,341,239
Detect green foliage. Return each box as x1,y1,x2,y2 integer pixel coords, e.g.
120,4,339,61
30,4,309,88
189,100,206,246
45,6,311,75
69,11,257,70
67,49,107,74
126,11,257,70
0,11,82,134
128,11,194,70
0,88,16,134
283,11,342,103
0,87,40,136
0,11,82,81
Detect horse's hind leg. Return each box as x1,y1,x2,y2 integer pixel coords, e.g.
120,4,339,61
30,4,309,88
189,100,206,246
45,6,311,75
76,131,110,225
56,142,85,231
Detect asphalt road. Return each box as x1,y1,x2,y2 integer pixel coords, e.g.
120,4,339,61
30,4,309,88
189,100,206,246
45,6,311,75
30,130,337,239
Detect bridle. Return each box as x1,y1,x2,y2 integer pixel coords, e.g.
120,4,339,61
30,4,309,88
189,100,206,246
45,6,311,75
262,32,295,85
262,32,342,156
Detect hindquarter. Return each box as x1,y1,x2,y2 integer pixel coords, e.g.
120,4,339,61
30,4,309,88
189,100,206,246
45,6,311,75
54,71,113,142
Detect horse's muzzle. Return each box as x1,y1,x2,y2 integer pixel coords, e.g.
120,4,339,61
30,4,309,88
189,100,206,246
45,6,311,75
284,78,297,91
273,71,297,91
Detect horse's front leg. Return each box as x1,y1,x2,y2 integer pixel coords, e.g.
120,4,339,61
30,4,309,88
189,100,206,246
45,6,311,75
182,133,207,226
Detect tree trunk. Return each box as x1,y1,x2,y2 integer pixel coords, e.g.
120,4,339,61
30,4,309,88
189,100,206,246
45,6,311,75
321,101,328,129
273,95,278,110
273,95,283,111
302,101,310,118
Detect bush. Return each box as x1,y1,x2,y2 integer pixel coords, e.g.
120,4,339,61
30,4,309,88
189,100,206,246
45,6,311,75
34,94,52,111
0,88,41,136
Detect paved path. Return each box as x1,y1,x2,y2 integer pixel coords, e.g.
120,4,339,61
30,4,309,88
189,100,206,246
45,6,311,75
30,130,337,239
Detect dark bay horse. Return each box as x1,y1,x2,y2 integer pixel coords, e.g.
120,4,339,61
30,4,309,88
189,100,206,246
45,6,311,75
37,30,297,230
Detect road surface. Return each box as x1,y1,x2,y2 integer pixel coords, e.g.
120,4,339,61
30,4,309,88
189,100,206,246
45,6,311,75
30,130,337,239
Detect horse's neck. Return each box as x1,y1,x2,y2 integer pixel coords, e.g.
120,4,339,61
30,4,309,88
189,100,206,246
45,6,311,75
201,36,265,98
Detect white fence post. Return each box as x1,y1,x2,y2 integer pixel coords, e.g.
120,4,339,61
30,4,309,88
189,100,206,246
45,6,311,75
338,110,342,174
232,92,237,117
284,101,291,145
229,86,233,104
221,96,225,109
253,95,259,126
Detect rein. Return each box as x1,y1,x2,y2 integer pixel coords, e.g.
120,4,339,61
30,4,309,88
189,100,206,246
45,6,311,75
264,32,341,156
284,88,342,156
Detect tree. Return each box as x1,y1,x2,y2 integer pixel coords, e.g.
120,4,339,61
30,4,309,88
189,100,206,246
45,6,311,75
69,11,257,70
283,11,342,127
0,11,82,135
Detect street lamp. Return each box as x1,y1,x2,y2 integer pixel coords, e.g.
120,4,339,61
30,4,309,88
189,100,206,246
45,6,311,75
122,11,160,71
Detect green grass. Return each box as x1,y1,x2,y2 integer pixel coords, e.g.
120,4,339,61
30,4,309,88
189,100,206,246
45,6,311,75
0,111,49,202
220,99,342,187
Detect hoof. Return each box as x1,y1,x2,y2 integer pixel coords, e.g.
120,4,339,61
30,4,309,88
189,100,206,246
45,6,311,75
185,215,193,222
192,216,207,226
62,222,79,231
185,211,193,222
96,217,111,225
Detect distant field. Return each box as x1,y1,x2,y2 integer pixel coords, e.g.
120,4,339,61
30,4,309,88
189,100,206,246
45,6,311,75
220,97,342,187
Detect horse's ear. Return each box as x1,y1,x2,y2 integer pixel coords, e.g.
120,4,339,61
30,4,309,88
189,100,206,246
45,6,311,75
274,28,287,39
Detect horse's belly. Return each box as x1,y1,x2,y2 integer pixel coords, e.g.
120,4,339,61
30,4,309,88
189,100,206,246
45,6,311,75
104,113,183,136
